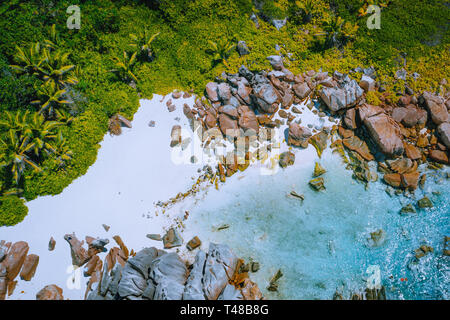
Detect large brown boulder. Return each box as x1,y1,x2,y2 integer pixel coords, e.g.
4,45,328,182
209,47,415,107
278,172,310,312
344,108,357,129
342,136,374,161
4,241,29,281
404,143,422,160
358,104,384,122
292,82,311,99
20,254,39,281
36,285,64,300
392,106,427,127
421,92,448,125
287,123,312,148
205,82,219,102
429,149,449,163
251,82,280,114
218,114,239,137
362,109,404,157
401,171,420,190
384,173,402,188
237,105,259,133
437,122,450,148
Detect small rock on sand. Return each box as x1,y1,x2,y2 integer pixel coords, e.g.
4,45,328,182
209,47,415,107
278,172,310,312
48,237,56,251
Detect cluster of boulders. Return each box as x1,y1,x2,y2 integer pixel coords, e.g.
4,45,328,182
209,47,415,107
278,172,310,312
0,241,39,300
176,53,448,191
62,233,262,300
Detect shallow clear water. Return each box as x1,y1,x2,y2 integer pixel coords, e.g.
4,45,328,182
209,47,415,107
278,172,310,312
188,149,450,300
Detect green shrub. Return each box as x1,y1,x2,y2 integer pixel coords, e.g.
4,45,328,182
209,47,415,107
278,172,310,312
0,196,28,226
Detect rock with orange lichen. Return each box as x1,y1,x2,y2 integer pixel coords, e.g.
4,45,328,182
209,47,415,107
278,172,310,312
36,285,64,300
429,149,449,163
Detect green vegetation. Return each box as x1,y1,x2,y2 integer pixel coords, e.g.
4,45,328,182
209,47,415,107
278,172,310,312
0,195,28,226
0,0,448,225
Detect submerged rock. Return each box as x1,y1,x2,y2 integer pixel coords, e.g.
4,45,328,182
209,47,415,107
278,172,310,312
367,229,386,247
267,269,283,292
186,237,201,251
279,151,295,168
414,245,434,259
417,197,433,208
400,204,416,215
309,177,325,191
313,162,326,177
162,228,183,249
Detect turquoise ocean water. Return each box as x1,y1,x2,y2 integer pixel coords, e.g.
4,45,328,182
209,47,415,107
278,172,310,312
188,149,450,300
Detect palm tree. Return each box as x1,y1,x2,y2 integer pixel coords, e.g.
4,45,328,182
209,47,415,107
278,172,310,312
55,109,74,124
9,42,47,76
31,81,69,118
43,24,63,51
0,110,29,134
41,49,78,89
207,39,235,68
22,112,61,157
110,51,138,83
53,130,73,167
0,130,41,184
294,0,317,23
315,16,357,49
129,29,160,61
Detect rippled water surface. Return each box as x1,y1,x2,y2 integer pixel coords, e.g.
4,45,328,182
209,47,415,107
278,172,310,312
188,149,450,300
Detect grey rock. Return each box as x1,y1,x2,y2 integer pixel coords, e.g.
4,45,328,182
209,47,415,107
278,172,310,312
203,243,238,300
360,74,376,92
267,55,283,70
363,67,376,79
100,261,123,297
319,76,364,112
251,82,280,113
117,247,160,298
217,83,232,104
395,69,407,81
149,252,188,300
146,234,162,241
218,284,243,300
91,238,109,250
237,41,250,56
272,18,287,30
437,122,450,148
250,13,260,28
183,250,207,300
239,65,254,81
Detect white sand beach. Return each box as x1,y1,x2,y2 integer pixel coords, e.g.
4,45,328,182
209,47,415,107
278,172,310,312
0,93,341,300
